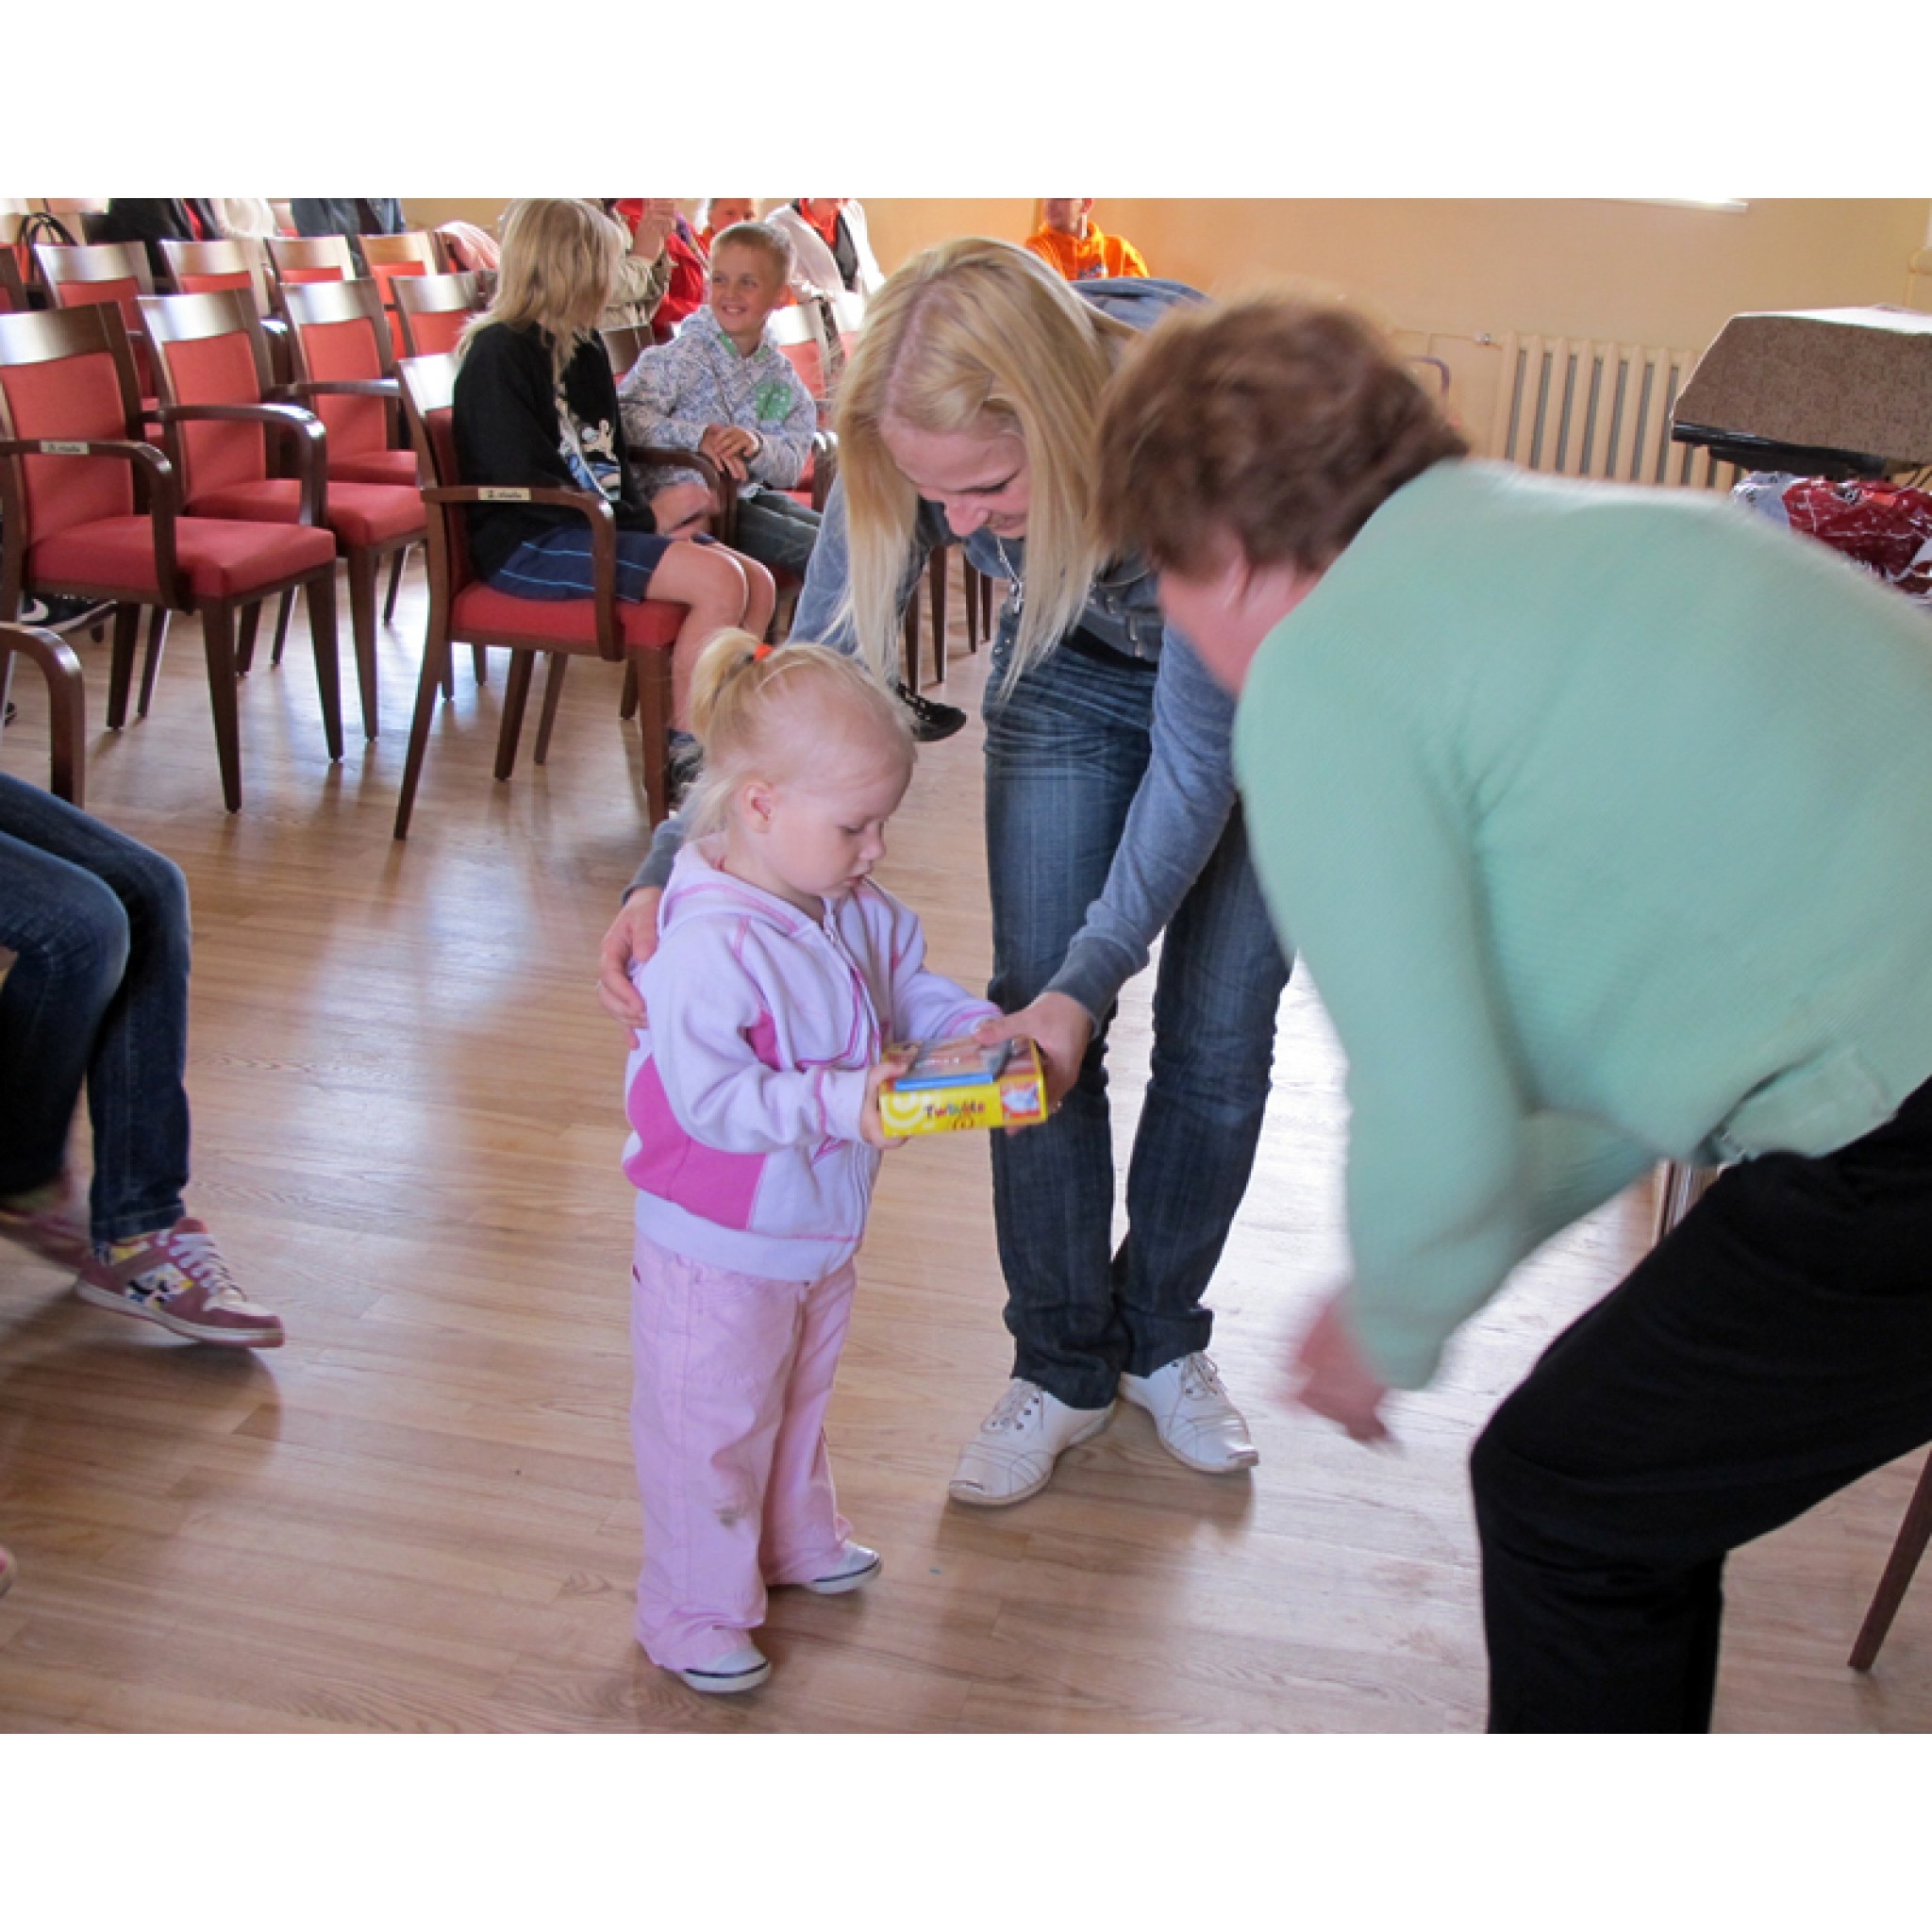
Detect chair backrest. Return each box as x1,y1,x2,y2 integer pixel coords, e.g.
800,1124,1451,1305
396,352,473,597
767,302,828,403
0,306,146,552
599,323,654,379
391,271,480,358
32,242,158,392
265,233,355,295
283,276,394,458
159,237,275,321
358,232,441,275
139,290,277,500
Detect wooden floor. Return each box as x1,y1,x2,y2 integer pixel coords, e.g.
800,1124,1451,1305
1,566,1926,1733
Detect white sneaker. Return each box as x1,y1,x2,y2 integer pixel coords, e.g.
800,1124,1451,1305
804,1541,882,1595
948,1378,1112,1507
676,1641,772,1694
1119,1353,1259,1474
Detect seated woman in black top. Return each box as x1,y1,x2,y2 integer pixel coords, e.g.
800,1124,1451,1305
453,198,774,741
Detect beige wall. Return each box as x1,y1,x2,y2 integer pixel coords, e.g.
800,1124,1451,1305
394,196,1932,449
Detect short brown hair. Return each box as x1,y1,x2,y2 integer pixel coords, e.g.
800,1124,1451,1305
1097,295,1469,576
709,219,792,285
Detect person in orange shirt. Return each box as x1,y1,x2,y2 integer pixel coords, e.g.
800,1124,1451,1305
1024,199,1149,282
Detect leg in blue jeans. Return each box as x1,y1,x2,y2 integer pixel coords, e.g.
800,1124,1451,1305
730,491,821,580
982,644,1288,1410
0,773,192,1245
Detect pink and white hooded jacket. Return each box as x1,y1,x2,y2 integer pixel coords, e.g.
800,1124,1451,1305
624,841,997,1279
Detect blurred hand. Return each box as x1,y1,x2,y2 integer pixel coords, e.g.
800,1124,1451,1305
598,888,662,1027
974,992,1091,1108
1291,1292,1391,1442
650,480,715,538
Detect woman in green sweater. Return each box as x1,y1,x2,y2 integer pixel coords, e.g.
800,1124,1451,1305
1096,293,1932,1732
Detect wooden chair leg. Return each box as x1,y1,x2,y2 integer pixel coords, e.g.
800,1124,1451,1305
1850,1453,1932,1672
619,655,638,721
927,546,947,686
534,652,570,766
108,603,142,728
472,644,488,685
964,560,981,654
236,600,262,675
635,649,673,825
393,619,453,840
303,570,344,764
136,605,173,720
901,596,921,694
383,543,408,625
345,549,380,740
200,599,246,812
270,588,294,667
494,649,537,781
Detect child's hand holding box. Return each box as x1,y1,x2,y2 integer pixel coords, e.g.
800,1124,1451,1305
877,1037,1049,1137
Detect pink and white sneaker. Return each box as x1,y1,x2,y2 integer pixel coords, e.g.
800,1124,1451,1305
75,1218,284,1348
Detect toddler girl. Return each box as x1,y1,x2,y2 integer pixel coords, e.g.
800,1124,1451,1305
622,631,995,1692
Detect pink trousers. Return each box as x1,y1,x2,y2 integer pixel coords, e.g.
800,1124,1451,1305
629,1229,858,1670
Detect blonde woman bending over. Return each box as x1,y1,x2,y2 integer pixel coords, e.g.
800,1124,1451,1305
602,239,1290,1507
452,197,774,768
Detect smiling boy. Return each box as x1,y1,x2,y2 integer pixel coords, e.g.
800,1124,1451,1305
618,221,824,576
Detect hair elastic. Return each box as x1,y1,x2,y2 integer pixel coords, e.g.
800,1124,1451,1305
753,641,775,660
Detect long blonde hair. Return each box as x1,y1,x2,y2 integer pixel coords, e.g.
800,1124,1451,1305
682,631,913,839
458,198,624,383
833,237,1137,688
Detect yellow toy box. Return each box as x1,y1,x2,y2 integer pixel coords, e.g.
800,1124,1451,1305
877,1037,1049,1137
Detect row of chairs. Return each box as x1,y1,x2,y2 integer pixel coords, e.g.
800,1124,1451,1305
0,271,985,831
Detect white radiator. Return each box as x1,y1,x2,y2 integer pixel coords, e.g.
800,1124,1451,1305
1486,333,1738,491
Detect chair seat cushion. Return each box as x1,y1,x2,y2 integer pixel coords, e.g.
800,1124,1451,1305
191,479,424,547
31,516,338,602
451,581,680,651
327,449,419,488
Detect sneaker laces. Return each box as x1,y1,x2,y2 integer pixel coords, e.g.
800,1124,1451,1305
1176,1353,1227,1401
132,1225,246,1307
983,1380,1045,1432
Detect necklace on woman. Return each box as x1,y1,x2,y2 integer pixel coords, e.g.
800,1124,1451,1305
993,533,1024,617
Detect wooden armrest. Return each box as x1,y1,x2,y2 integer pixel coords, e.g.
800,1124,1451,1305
153,402,326,522
0,437,184,601
428,486,625,658
0,621,86,806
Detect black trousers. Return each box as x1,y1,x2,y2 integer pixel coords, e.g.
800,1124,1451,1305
1472,1074,1932,1732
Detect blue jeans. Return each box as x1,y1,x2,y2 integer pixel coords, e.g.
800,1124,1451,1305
0,773,192,1243
982,641,1291,1409
731,489,821,580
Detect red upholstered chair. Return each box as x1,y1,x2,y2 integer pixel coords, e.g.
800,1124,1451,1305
0,304,342,811
141,289,424,741
264,234,354,307
391,272,480,358
32,241,161,406
391,352,684,838
159,237,275,318
281,277,418,635
158,236,292,390
0,622,87,806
